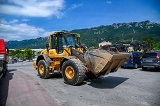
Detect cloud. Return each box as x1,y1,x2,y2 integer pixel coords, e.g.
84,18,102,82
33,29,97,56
69,3,83,10
22,19,30,22
106,1,112,4
0,19,48,41
10,19,19,24
0,0,65,18
0,19,19,24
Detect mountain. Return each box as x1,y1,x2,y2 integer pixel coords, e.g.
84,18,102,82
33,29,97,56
7,37,48,49
7,20,160,49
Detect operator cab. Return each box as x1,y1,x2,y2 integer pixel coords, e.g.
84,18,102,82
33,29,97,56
49,32,80,54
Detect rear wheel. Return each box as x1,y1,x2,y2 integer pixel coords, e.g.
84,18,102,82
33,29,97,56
121,66,126,69
38,60,51,79
121,66,124,68
134,63,138,69
2,62,7,78
142,66,147,70
62,59,85,85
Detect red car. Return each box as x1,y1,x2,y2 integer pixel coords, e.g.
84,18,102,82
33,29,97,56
0,39,8,78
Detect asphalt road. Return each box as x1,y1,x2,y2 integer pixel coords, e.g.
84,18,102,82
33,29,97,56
1,61,160,106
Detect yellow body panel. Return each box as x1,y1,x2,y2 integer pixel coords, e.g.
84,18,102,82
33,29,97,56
49,60,61,72
33,60,37,69
48,48,71,58
34,47,72,72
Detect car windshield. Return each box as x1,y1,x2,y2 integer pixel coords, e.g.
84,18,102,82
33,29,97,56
142,53,157,58
132,52,141,57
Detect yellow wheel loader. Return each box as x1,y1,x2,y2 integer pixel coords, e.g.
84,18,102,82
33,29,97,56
33,31,129,85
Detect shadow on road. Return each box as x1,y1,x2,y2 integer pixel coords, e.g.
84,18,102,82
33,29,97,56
139,68,160,72
121,67,139,69
87,76,129,89
50,72,63,79
0,69,17,106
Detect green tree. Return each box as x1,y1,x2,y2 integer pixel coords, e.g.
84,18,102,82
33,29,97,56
13,49,23,58
8,50,15,56
142,36,155,49
152,42,160,50
24,48,34,61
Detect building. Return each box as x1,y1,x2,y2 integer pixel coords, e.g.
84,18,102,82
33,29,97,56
99,41,112,47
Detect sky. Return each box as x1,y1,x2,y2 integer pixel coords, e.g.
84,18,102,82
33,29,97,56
0,0,160,41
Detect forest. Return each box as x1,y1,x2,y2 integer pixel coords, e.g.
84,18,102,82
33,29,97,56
6,20,160,50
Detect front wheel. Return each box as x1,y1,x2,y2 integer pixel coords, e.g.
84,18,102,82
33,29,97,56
62,59,85,85
38,60,51,79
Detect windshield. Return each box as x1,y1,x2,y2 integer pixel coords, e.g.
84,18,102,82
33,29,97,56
142,53,157,58
50,34,77,50
63,34,76,48
132,52,142,57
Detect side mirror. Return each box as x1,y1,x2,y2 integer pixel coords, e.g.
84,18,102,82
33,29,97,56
6,47,9,54
46,44,49,49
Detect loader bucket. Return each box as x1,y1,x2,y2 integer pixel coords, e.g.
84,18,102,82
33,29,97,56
84,49,130,76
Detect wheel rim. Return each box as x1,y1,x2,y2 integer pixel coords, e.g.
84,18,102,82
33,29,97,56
65,66,75,79
39,65,44,75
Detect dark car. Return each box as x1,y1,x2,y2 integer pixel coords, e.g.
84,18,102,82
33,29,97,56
141,51,160,70
121,51,142,69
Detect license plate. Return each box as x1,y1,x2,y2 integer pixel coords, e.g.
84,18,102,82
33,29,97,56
144,60,152,62
143,66,154,68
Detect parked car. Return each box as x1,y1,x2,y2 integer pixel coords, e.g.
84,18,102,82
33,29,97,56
11,58,17,63
141,51,160,70
18,59,23,62
121,51,142,69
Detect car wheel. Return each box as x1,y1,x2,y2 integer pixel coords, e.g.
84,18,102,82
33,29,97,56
142,66,147,70
121,66,124,68
134,63,138,69
2,62,7,78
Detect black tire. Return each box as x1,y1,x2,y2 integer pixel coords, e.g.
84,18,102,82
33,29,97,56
62,59,85,85
121,66,126,69
134,63,138,69
38,60,51,79
2,63,7,78
142,66,147,70
121,66,124,68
